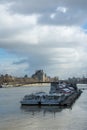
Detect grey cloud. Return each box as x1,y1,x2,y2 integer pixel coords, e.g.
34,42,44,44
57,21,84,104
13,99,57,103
1,0,87,14
0,0,87,78
0,0,87,26
38,10,87,26
0,40,87,78
13,59,28,65
2,0,59,14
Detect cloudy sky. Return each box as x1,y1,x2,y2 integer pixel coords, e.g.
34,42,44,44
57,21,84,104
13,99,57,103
0,0,87,79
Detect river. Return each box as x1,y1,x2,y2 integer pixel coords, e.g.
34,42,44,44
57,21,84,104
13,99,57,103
0,84,87,130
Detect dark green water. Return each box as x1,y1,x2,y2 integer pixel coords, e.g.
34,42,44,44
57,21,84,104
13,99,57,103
0,85,87,130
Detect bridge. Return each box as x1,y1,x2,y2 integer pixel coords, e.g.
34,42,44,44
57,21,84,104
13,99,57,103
22,81,56,84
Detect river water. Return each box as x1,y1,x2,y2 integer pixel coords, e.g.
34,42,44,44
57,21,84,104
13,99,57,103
0,84,87,130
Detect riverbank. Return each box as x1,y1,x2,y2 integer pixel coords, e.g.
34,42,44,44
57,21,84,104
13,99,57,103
21,83,50,87
1,83,50,88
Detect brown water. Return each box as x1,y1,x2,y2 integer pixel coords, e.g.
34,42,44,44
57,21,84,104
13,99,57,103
0,85,87,130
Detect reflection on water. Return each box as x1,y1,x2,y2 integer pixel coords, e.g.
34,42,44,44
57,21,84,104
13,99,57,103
21,105,72,115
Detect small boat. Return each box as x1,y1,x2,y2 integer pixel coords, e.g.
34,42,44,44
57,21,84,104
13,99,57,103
20,92,65,106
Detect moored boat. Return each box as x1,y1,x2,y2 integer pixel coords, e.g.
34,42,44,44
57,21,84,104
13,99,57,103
20,82,82,106
20,92,65,106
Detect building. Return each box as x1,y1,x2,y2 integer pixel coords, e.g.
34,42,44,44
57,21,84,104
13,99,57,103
32,70,49,82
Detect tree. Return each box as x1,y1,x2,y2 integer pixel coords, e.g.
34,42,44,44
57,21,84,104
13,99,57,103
24,75,28,78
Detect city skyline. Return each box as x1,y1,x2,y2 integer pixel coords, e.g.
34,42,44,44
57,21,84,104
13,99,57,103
0,0,87,79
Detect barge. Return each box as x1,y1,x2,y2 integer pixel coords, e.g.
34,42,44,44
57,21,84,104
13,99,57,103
20,82,82,106
20,92,66,106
